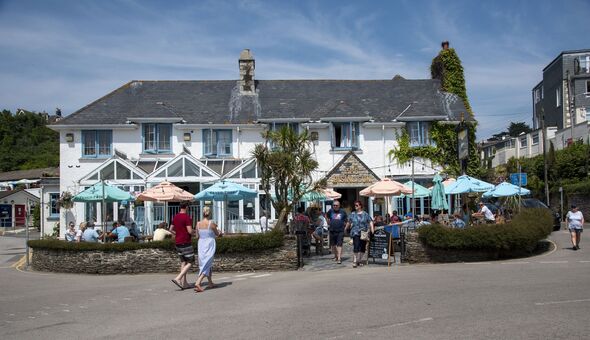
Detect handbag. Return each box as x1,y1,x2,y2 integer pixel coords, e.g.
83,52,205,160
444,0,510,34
360,230,370,241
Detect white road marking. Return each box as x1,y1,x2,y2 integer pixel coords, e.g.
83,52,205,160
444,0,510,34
234,278,247,281
500,261,530,264
216,276,230,281
123,298,132,301
538,261,568,264
535,298,590,306
462,262,491,265
62,309,70,312
234,273,256,277
251,274,271,278
578,260,590,263
326,317,433,339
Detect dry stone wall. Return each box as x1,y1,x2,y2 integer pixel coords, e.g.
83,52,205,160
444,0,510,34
31,238,298,274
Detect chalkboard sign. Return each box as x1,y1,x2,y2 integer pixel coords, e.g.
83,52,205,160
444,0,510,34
368,229,391,261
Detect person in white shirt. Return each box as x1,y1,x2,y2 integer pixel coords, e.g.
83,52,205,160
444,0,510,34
259,210,268,233
566,205,584,250
153,222,173,241
475,202,495,224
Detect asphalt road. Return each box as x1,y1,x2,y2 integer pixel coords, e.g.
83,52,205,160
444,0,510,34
0,229,588,339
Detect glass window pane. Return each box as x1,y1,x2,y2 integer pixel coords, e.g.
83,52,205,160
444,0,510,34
185,159,200,177
242,162,256,178
83,131,96,156
168,159,183,177
88,173,98,180
154,168,166,178
97,131,111,156
203,129,213,155
217,130,232,156
101,163,115,180
116,162,131,179
158,124,171,151
144,124,156,151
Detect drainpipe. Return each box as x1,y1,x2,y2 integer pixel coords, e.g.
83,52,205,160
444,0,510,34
237,126,241,158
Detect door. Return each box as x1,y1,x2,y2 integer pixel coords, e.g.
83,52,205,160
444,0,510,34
15,204,26,226
0,205,11,227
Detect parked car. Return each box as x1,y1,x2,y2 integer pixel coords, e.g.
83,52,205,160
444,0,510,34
520,198,561,231
480,198,561,231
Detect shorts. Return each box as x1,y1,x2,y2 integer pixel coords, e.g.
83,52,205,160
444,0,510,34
352,235,367,253
314,226,326,236
569,228,583,233
175,243,195,263
329,231,344,247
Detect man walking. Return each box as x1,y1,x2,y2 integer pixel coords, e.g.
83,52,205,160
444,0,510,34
326,200,347,264
170,203,194,290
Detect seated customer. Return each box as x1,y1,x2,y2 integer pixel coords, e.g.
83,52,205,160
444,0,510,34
153,222,173,241
128,222,140,241
82,221,100,242
473,202,495,224
110,221,131,243
65,221,77,242
451,214,466,229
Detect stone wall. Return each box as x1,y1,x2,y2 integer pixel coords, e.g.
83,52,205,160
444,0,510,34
31,238,298,274
404,232,520,263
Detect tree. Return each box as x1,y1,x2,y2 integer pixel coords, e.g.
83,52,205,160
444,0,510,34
507,122,532,137
252,126,325,233
0,109,59,171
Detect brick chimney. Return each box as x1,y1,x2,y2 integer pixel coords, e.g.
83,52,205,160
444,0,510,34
238,49,255,94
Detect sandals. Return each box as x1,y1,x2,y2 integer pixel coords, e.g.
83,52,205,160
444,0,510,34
194,285,204,293
207,283,217,289
171,279,184,290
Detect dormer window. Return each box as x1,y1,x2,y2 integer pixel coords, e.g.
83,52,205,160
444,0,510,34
143,123,171,154
203,129,232,158
82,130,112,158
331,122,359,150
407,122,433,147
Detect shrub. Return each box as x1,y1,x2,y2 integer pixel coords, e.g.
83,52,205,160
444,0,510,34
28,227,284,254
418,208,552,252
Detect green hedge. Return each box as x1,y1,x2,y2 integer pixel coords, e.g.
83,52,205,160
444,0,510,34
418,208,553,252
28,228,285,254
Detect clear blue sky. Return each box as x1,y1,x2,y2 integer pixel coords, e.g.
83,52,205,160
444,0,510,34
1,0,588,139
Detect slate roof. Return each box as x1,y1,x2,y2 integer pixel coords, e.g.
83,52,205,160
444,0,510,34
53,78,469,126
0,167,60,182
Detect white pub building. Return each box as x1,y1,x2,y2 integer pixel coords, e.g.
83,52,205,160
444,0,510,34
49,49,468,237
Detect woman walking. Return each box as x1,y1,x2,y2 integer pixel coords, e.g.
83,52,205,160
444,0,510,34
194,206,221,292
566,205,584,250
346,200,374,268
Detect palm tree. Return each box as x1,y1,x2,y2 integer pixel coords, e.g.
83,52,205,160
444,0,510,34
252,126,325,233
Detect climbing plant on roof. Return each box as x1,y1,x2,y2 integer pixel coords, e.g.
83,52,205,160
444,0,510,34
389,42,483,178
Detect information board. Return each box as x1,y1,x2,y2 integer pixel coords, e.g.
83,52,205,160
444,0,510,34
368,228,391,261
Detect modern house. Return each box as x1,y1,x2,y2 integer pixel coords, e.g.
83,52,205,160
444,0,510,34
480,49,590,169
50,49,469,237
532,49,590,148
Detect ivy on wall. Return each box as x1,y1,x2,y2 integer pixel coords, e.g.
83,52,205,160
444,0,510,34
431,47,473,117
389,122,483,177
389,43,484,177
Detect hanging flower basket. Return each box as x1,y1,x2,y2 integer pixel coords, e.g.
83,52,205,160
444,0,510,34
58,191,74,209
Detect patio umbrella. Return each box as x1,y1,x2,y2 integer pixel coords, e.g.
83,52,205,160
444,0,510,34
137,181,195,233
359,178,413,197
399,181,431,198
482,182,531,198
444,175,494,194
73,181,133,235
194,180,258,233
136,181,195,202
300,188,342,202
360,178,413,216
430,173,449,210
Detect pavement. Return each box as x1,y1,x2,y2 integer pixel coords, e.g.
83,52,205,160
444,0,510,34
0,225,588,339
